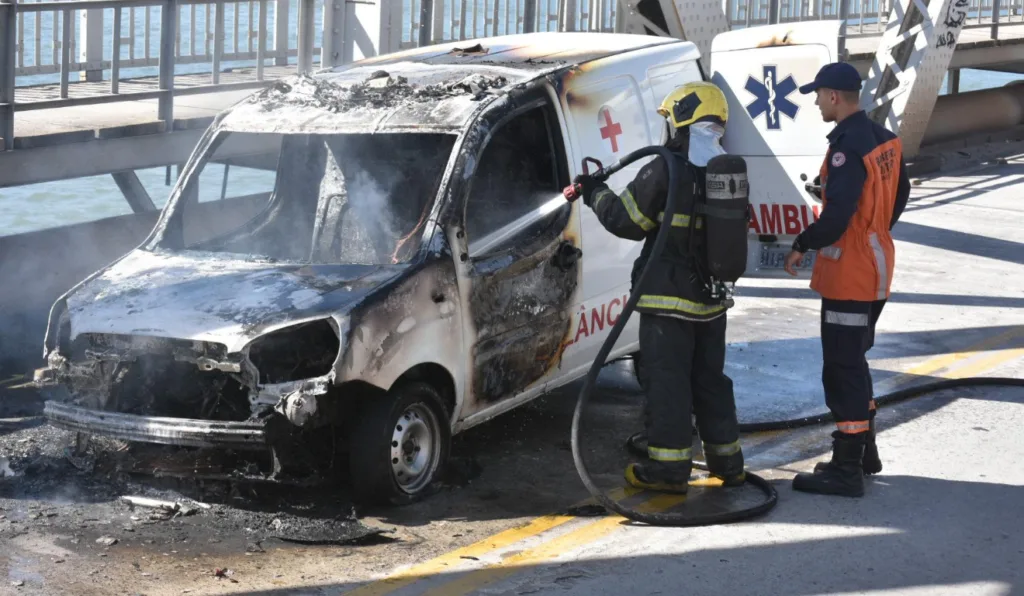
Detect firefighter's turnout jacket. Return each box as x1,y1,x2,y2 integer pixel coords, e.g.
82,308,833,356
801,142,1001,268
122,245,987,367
585,147,727,322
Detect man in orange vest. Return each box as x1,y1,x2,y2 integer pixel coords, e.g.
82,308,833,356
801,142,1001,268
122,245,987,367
784,62,910,497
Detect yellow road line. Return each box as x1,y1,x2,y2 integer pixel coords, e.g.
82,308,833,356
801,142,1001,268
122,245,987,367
345,488,639,596
348,328,1024,596
343,515,575,596
946,347,1024,380
882,326,1024,389
421,493,687,596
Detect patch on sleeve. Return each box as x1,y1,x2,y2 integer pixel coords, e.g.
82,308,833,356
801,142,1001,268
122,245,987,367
831,151,847,167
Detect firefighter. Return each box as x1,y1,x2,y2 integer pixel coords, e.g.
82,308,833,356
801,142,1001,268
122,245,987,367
784,61,911,497
572,82,746,493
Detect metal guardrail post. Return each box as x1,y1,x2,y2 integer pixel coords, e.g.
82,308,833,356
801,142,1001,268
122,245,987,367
213,0,224,83
112,6,122,94
321,0,345,67
297,0,314,72
768,0,780,22
419,0,433,45
0,0,14,151
991,0,1001,38
159,0,177,126
524,0,537,32
274,0,290,66
837,0,848,60
257,0,267,79
563,0,578,30
80,7,105,82
60,7,71,98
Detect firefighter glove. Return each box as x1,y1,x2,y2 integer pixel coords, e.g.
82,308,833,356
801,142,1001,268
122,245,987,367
573,174,602,207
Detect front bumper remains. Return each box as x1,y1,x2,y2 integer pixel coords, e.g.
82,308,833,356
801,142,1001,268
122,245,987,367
43,401,268,450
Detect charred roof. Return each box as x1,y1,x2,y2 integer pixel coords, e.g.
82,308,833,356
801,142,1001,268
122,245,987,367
330,32,681,73
217,32,684,134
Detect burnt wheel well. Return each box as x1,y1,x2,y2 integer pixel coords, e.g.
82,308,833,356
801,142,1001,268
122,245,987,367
391,363,456,417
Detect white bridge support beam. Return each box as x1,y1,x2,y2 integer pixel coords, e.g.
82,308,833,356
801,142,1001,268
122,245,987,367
111,171,157,213
617,0,730,67
860,0,970,158
79,9,105,83
320,0,400,68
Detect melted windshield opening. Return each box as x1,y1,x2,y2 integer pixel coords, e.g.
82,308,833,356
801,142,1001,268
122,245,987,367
154,131,455,265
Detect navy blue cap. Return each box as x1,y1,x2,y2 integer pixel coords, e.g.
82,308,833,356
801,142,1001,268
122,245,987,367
798,62,862,94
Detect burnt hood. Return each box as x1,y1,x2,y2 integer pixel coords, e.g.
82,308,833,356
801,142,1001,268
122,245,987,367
64,249,404,353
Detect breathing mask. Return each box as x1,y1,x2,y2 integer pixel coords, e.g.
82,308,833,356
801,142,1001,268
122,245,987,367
687,122,727,167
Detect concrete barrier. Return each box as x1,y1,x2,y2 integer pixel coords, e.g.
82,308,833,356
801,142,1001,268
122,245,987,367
0,197,266,376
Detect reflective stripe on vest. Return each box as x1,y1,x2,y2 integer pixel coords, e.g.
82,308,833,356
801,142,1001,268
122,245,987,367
868,232,888,301
820,246,842,259
810,136,902,301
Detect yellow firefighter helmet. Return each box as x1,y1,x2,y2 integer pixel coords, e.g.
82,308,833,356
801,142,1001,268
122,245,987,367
657,81,729,129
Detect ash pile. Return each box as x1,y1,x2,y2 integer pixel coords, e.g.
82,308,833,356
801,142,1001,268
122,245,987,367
0,381,391,552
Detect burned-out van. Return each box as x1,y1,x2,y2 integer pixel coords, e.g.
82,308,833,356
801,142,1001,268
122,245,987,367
37,25,839,505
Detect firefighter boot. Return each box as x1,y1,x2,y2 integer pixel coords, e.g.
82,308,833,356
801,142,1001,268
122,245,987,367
863,414,882,475
814,413,882,475
625,459,691,494
703,442,746,487
793,431,865,498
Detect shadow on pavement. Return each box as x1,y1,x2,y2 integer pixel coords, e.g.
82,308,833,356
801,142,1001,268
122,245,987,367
893,221,1024,266
904,162,1024,213
226,473,1024,594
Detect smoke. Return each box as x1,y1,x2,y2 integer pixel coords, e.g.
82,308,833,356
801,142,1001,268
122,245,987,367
0,130,450,375
312,134,444,265
313,140,410,265
339,168,406,264
0,206,160,375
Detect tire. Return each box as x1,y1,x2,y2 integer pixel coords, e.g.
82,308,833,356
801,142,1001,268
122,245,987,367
348,382,451,506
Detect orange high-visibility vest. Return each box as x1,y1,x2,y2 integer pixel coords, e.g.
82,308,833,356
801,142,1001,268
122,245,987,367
810,136,903,302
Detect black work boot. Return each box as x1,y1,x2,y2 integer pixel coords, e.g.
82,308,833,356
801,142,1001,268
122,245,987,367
815,413,882,475
793,431,866,497
625,459,691,494
703,442,746,487
863,414,882,475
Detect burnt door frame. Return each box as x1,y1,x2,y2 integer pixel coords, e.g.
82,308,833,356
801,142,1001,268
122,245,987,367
449,89,581,417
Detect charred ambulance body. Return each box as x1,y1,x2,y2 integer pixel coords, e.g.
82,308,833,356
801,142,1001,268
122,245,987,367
37,25,839,504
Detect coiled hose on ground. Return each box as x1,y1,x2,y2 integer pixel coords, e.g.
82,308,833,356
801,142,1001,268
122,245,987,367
569,145,1024,527
625,376,1024,458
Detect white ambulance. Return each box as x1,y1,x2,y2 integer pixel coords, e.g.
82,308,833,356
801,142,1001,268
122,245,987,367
39,22,841,504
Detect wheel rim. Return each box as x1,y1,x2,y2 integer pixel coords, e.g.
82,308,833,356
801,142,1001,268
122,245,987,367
390,403,441,494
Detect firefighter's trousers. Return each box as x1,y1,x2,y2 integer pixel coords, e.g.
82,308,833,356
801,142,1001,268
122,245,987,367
637,312,740,460
820,298,888,432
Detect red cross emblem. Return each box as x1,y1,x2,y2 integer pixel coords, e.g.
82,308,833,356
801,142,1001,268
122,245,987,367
598,107,623,153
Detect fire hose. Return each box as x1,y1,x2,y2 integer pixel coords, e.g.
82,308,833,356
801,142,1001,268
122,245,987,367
562,146,1024,527
625,376,1024,458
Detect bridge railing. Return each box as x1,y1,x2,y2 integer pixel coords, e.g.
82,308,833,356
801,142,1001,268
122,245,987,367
2,0,1021,150
0,0,326,149
8,0,308,78
729,0,1024,37
397,0,618,50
